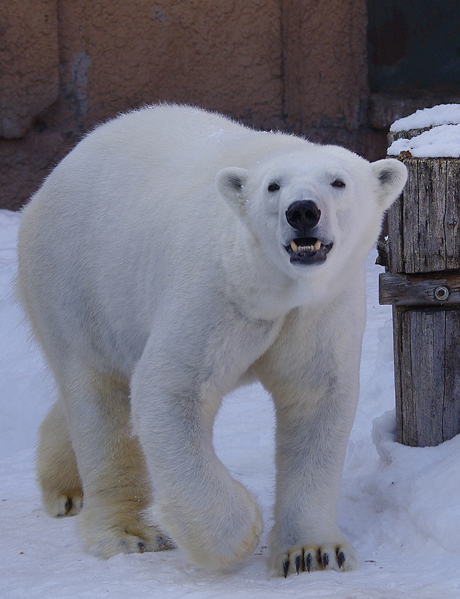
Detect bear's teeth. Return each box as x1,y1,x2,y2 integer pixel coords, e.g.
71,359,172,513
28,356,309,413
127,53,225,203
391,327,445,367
290,239,322,253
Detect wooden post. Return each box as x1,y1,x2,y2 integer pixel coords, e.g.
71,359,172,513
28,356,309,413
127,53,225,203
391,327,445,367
380,133,460,447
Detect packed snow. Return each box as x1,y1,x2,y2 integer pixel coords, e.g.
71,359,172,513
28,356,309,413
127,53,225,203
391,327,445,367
389,104,460,132
1,208,460,598
388,104,460,158
387,124,460,158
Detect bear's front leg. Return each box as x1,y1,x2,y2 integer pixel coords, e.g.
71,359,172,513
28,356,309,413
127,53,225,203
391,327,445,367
130,337,264,571
254,295,365,577
265,399,360,577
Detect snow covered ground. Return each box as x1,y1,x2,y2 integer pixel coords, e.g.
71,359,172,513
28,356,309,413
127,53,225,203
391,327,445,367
1,208,460,598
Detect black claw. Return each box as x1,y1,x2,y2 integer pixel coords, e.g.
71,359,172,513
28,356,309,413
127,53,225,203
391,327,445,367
64,499,72,513
295,554,301,574
322,552,329,569
283,557,290,578
156,536,171,550
337,550,345,568
156,536,164,549
306,552,312,573
138,541,145,553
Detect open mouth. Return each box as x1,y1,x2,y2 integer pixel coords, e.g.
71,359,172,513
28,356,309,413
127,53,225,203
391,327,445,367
285,237,333,264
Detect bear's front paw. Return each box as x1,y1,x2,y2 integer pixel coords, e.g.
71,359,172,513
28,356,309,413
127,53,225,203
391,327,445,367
157,480,262,570
270,541,359,577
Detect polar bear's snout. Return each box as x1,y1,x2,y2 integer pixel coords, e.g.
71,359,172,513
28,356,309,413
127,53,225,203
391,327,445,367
284,199,332,265
286,200,321,230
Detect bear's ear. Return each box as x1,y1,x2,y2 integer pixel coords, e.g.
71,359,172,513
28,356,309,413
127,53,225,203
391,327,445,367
215,167,249,217
371,159,408,210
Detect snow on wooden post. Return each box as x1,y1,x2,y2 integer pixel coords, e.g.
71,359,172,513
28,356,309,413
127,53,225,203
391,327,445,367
380,105,460,447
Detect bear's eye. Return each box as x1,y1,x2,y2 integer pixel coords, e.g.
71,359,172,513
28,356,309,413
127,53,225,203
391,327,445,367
331,179,346,189
268,182,280,192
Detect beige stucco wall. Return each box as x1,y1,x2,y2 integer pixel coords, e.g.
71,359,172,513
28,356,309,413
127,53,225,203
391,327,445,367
282,0,373,150
0,0,59,139
55,0,283,132
1,0,380,210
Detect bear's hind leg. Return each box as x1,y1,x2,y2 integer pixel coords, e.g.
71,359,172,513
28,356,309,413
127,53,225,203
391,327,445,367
37,398,83,517
49,368,173,558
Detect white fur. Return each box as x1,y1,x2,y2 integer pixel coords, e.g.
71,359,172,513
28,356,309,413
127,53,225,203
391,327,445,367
17,105,407,575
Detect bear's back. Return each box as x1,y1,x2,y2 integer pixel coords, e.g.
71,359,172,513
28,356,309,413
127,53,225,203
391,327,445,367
73,104,304,175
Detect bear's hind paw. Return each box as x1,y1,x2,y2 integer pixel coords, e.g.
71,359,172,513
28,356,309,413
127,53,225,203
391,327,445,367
43,488,84,517
79,514,175,559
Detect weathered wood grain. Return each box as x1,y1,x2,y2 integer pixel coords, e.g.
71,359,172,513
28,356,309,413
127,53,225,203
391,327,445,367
379,271,460,306
445,160,460,270
416,159,447,272
393,307,459,447
384,149,460,446
443,311,460,441
387,181,403,273
387,157,460,274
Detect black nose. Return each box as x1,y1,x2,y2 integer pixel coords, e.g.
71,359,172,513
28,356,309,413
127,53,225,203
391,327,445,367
286,200,321,230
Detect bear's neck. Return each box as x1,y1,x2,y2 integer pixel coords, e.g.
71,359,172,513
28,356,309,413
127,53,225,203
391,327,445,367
219,223,332,321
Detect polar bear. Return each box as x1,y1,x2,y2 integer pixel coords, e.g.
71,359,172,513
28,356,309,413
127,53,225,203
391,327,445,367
17,104,407,577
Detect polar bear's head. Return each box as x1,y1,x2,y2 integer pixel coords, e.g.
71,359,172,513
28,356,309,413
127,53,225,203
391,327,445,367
216,144,407,284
